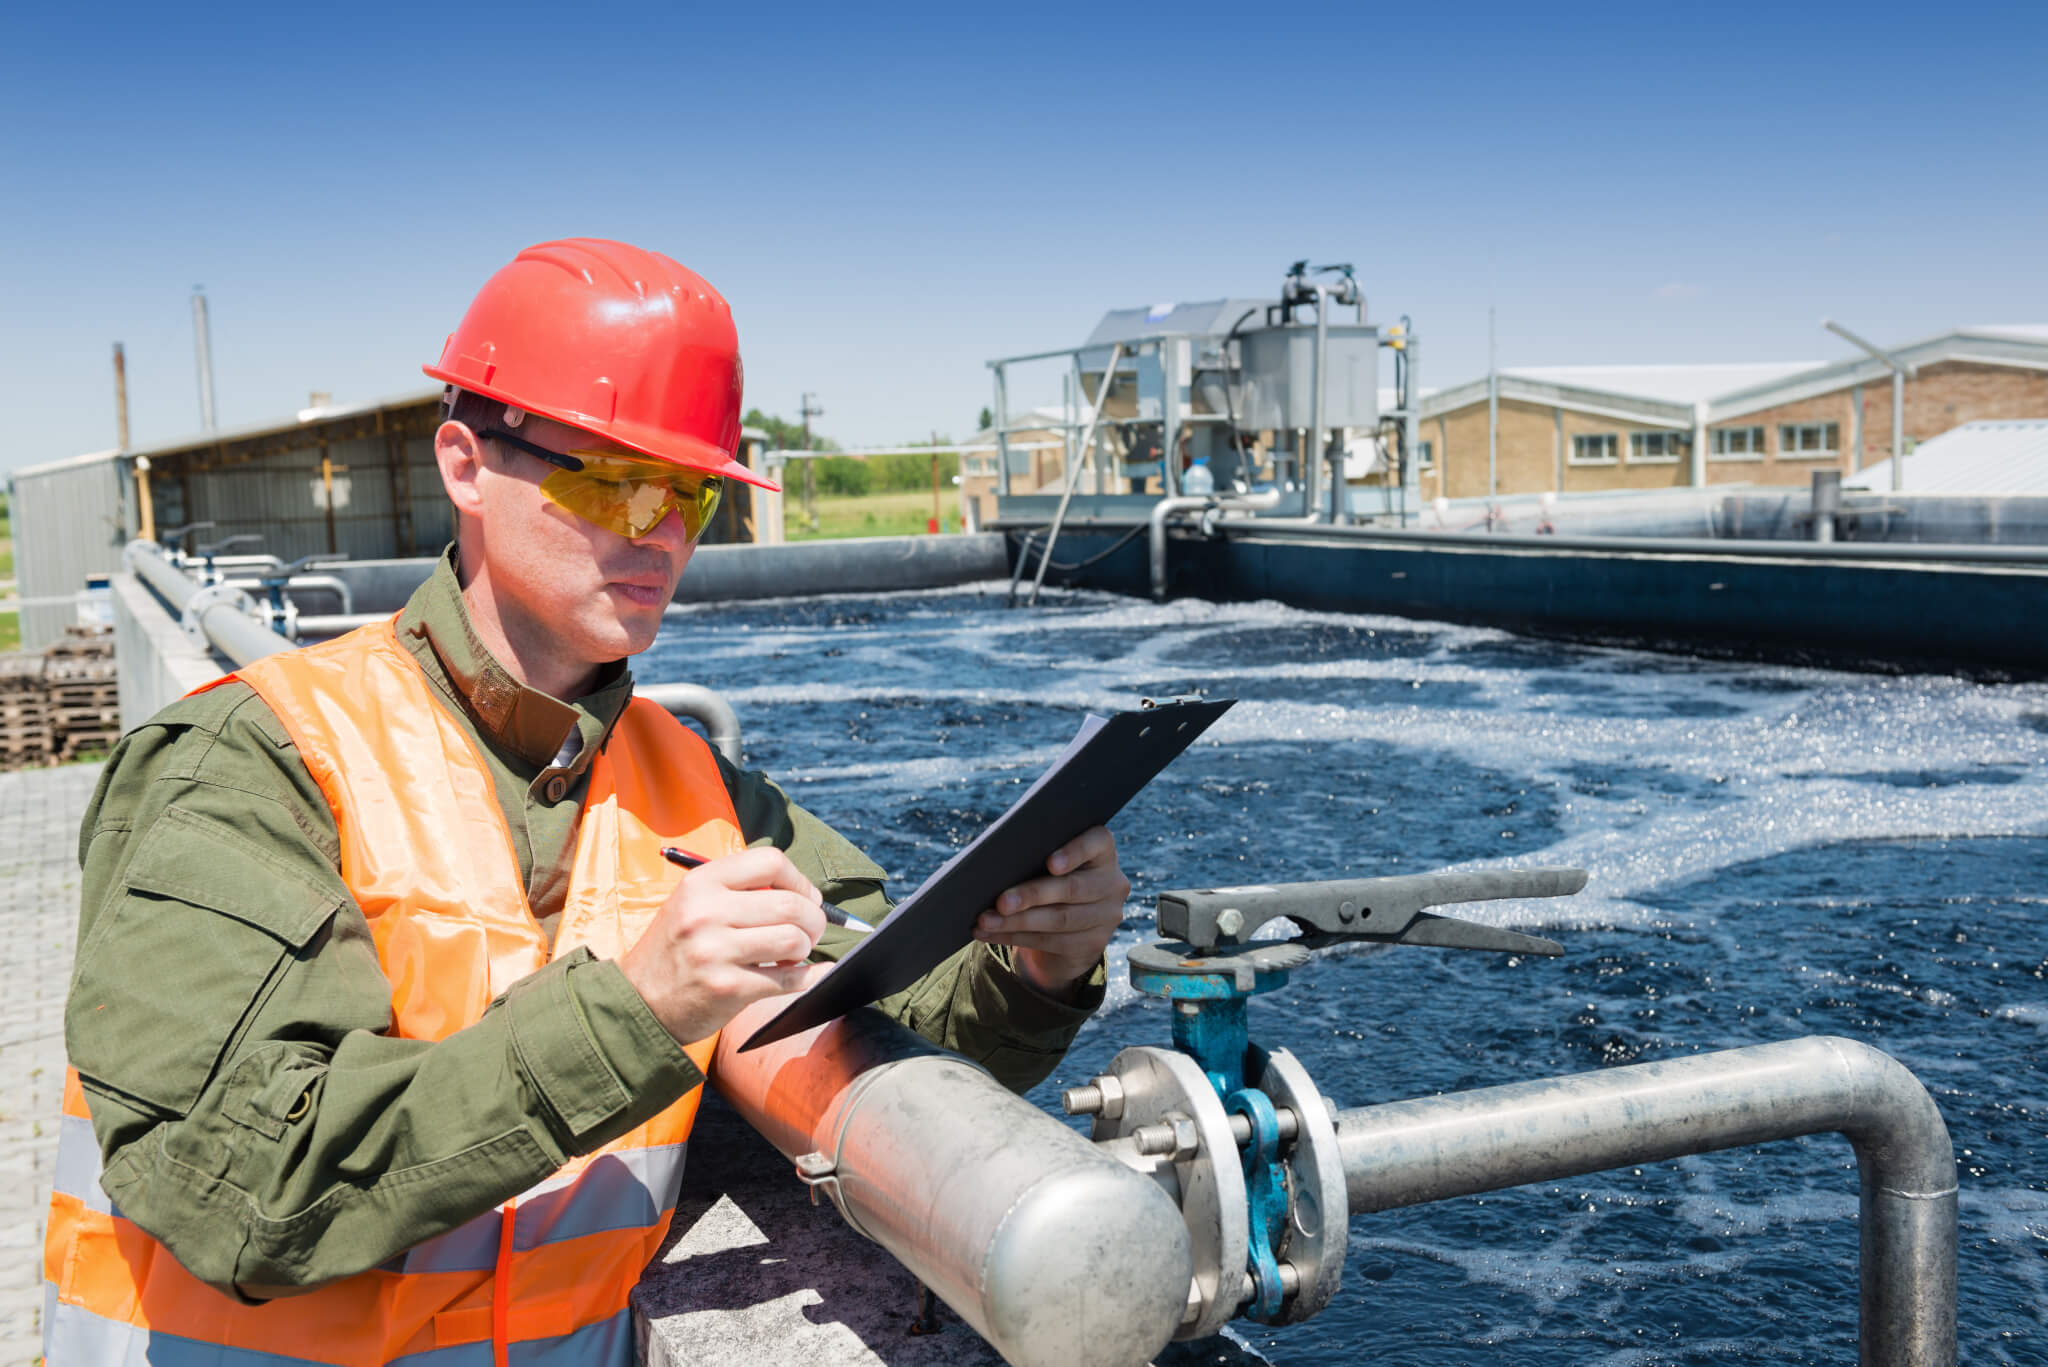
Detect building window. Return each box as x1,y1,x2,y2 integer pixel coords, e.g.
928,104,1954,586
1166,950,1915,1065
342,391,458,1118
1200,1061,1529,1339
1778,422,1840,458
1710,426,1765,461
1628,431,1688,464
1416,439,1435,470
1569,433,1618,465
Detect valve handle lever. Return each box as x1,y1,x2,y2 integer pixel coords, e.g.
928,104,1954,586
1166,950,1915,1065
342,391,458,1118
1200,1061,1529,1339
1155,867,1585,956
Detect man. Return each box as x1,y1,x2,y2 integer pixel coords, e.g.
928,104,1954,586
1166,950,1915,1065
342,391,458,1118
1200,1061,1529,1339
44,239,1128,1366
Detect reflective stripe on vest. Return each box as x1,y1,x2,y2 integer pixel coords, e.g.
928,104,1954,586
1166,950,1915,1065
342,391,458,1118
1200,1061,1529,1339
44,620,738,1366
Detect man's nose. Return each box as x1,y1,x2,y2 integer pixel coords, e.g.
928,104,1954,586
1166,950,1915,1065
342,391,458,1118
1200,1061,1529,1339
631,505,694,554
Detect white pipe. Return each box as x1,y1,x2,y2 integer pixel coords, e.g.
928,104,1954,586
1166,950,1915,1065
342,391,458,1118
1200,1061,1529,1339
1150,490,1282,599
1335,1036,1955,1366
636,681,742,766
712,1001,1194,1367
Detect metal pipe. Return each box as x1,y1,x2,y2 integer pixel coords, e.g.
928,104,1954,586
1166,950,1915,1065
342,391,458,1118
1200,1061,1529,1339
1892,367,1906,493
1025,342,1124,607
222,574,356,616
124,540,289,666
1487,305,1499,521
1401,330,1420,529
1150,490,1283,600
993,363,1011,498
294,613,387,638
1812,471,1843,543
712,1001,1194,1367
1335,1037,1955,1366
1823,320,1911,495
635,681,742,766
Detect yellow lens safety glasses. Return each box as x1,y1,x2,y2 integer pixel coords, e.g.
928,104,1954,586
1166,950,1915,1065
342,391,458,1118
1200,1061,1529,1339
538,453,724,540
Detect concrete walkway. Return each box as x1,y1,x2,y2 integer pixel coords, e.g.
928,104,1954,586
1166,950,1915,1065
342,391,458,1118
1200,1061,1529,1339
0,762,102,1366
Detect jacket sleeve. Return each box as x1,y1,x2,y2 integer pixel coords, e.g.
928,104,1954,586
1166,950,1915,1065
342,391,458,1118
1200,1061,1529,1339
716,754,1105,1093
65,684,698,1299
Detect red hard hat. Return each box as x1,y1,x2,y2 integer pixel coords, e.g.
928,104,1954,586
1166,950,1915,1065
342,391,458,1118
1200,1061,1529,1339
425,238,777,491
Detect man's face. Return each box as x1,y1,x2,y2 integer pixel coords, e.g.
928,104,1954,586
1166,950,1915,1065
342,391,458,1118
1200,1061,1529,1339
459,415,698,669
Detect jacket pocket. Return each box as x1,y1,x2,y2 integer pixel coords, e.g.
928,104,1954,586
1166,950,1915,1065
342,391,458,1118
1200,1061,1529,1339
68,806,342,1116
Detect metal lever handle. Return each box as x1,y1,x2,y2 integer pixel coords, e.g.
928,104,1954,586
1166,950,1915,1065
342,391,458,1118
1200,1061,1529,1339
259,552,347,584
1156,866,1587,955
197,533,264,557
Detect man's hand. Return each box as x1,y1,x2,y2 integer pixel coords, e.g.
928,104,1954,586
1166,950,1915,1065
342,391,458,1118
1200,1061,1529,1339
974,826,1130,999
618,848,830,1044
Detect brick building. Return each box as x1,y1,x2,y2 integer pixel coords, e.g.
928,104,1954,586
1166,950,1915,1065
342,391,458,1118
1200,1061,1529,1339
1416,326,2048,499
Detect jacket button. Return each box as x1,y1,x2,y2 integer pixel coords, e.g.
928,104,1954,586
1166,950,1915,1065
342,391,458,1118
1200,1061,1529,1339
544,775,568,803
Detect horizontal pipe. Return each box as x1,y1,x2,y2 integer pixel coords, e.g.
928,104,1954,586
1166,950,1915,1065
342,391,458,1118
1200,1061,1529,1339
1150,490,1283,600
294,613,387,637
713,1001,1193,1367
1002,515,2048,569
125,540,290,667
1335,1037,1955,1366
636,682,742,766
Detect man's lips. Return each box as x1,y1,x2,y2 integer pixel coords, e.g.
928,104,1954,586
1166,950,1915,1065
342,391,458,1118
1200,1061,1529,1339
607,577,670,606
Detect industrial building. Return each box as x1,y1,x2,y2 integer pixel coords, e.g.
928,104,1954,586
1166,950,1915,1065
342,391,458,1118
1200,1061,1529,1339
1417,325,2048,501
9,389,773,651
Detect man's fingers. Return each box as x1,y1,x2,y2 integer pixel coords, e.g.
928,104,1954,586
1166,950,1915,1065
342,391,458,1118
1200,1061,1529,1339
994,865,1125,917
697,887,828,936
976,928,1108,953
977,900,1119,937
1046,825,1116,877
727,924,822,967
690,847,822,902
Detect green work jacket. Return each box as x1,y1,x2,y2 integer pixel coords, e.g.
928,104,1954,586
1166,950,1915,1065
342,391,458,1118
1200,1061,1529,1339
65,548,1102,1298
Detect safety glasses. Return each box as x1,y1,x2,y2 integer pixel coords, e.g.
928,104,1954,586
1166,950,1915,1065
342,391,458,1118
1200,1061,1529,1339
481,428,723,540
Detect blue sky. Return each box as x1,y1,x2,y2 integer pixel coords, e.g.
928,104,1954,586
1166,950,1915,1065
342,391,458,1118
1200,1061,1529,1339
4,0,2044,471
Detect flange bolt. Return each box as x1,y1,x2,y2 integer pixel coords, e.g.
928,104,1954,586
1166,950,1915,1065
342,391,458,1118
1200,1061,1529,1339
1060,1073,1125,1120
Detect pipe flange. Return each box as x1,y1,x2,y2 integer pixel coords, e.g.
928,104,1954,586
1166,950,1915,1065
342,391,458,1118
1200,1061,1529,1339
179,583,259,650
1093,1045,1248,1340
1256,1047,1348,1323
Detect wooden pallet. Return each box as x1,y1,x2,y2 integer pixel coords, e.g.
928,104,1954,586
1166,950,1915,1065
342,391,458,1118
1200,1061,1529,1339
58,729,119,762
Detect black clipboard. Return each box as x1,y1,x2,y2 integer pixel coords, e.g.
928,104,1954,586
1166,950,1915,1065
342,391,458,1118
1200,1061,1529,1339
740,697,1235,1051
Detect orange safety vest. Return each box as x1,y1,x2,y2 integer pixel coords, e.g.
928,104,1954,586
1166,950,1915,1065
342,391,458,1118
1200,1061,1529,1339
44,620,739,1366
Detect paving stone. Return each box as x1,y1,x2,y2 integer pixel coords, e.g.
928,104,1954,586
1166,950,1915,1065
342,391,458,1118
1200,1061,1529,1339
0,762,103,1367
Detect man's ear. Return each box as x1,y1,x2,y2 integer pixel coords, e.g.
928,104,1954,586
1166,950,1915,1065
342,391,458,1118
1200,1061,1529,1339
435,420,488,519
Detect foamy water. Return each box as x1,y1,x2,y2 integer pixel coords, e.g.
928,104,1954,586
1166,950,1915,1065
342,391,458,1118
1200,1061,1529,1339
644,583,2048,1366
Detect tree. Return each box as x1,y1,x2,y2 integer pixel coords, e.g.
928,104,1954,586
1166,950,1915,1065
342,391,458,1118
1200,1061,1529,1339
977,406,994,433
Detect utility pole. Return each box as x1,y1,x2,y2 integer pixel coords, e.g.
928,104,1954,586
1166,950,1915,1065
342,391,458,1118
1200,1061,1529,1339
192,287,218,432
799,391,823,531
1486,304,1499,527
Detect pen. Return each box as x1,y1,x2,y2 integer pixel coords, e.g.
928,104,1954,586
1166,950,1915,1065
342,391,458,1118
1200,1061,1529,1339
661,846,863,929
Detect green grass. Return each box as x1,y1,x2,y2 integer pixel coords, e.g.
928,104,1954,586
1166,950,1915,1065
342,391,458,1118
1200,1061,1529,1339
1,490,16,649
784,490,959,541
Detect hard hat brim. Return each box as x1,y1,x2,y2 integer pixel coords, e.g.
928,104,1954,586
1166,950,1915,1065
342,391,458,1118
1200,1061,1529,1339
423,364,781,494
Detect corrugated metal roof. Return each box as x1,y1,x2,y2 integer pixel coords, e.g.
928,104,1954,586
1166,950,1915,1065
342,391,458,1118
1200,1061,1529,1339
1846,420,2048,495
10,447,122,481
1971,324,2048,342
1502,362,1819,406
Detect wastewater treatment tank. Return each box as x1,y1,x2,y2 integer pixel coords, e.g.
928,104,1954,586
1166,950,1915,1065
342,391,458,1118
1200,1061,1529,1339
638,585,2046,1366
